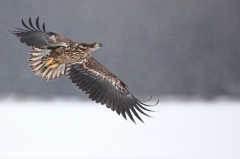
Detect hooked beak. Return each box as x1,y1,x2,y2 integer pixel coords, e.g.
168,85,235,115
98,43,103,47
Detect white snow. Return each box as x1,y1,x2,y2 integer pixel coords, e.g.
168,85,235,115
0,100,240,159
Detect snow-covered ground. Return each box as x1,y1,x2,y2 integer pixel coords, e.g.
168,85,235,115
0,100,240,159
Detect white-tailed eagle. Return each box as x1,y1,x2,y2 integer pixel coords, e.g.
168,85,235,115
10,17,158,123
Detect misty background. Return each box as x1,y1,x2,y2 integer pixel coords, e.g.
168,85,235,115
1,1,240,159
1,0,240,99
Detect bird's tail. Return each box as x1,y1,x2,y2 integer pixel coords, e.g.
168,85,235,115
29,49,66,81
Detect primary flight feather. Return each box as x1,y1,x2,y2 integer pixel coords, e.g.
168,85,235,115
10,17,158,123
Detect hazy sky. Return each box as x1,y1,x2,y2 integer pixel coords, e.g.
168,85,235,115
1,0,240,98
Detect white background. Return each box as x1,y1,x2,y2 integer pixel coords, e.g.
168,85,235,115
0,100,240,159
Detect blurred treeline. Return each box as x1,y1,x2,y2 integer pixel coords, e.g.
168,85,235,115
0,0,240,99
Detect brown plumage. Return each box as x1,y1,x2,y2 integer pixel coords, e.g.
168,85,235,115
10,17,158,123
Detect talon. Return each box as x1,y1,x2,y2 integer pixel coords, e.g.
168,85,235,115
49,63,58,69
46,58,54,65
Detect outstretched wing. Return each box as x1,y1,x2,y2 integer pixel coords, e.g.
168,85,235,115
9,17,74,49
67,57,158,123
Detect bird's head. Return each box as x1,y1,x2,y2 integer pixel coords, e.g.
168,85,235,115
93,43,102,49
89,43,102,52
78,42,102,53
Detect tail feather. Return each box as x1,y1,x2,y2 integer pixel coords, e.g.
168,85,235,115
46,69,54,80
41,67,51,79
29,56,44,61
29,49,66,81
30,60,42,67
51,69,58,80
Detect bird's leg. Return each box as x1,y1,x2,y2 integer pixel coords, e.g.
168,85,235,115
46,58,54,65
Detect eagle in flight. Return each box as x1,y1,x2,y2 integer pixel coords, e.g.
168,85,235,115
10,17,158,123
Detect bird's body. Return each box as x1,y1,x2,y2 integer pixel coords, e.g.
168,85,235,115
10,17,158,123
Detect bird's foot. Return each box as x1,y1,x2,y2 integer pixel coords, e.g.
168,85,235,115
46,58,54,65
49,63,58,69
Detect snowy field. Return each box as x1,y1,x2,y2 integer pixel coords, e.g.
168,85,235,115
0,100,240,159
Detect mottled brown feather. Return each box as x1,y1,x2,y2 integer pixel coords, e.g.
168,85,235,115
10,17,158,123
